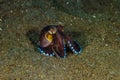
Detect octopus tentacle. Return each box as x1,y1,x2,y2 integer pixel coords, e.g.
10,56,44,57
38,46,55,56
66,35,82,54
67,40,82,54
52,45,66,58
53,32,67,58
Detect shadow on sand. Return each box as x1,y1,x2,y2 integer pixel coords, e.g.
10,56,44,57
26,28,40,49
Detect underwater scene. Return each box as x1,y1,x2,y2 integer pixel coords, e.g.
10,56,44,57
0,0,120,80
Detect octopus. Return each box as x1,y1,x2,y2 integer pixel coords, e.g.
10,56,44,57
38,25,82,58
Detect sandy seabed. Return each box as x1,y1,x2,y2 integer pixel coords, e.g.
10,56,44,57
0,0,120,80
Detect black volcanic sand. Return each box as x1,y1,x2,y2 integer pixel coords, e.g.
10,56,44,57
0,0,120,80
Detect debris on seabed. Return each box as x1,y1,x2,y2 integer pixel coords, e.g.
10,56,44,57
0,19,2,22
0,28,2,31
66,2,69,5
92,15,96,18
105,44,108,47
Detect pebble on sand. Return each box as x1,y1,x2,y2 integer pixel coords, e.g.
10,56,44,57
0,28,2,31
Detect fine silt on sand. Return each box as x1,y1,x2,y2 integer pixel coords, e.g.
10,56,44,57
0,0,120,80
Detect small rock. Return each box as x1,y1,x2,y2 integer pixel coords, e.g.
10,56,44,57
0,19,2,22
74,17,76,20
66,2,69,5
102,38,105,41
10,10,13,13
70,23,72,25
21,10,24,13
25,9,28,12
92,15,96,18
81,18,83,21
70,19,73,22
57,21,63,25
7,25,9,27
88,19,92,23
105,44,108,46
0,28,2,31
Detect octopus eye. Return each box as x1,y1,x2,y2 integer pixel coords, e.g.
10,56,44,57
48,31,53,34
49,27,57,34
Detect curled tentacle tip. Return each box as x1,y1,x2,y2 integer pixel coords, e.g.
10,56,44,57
50,54,53,56
75,47,83,55
38,47,42,53
79,47,83,54
60,56,66,58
